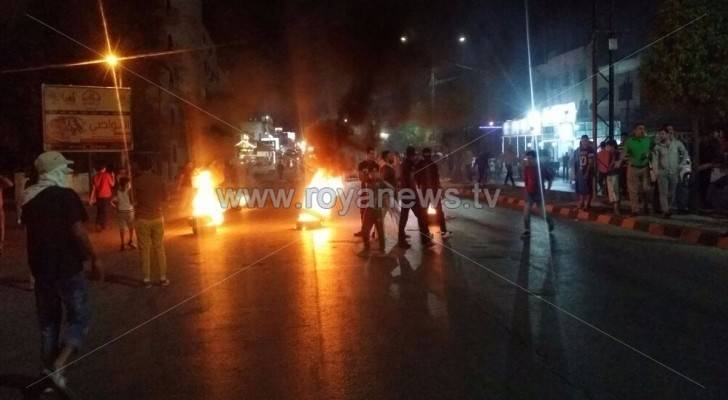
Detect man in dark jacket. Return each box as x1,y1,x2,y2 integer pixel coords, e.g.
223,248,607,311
415,148,451,238
398,146,432,248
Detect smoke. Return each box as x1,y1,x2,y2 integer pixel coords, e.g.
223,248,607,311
302,119,359,173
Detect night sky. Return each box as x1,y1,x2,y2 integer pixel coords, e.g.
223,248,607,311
0,0,657,163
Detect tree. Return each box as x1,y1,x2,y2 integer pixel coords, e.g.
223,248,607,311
641,0,728,161
386,122,429,152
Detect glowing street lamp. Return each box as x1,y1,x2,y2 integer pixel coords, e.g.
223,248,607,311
458,35,467,44
104,53,119,67
400,35,408,44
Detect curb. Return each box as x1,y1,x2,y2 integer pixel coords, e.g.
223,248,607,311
456,188,727,250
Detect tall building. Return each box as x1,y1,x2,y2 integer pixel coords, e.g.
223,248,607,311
144,0,224,181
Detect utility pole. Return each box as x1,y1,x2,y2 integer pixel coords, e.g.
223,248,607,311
591,0,598,149
608,0,616,141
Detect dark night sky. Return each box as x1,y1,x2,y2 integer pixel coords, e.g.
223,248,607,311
201,0,656,126
0,0,658,162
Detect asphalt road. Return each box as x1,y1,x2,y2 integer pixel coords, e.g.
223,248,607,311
1,197,726,399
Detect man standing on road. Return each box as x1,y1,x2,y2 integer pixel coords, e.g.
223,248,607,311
416,148,452,238
503,147,516,186
398,146,432,248
653,125,690,218
134,157,169,288
522,150,554,238
22,151,98,391
90,164,115,231
622,122,654,216
379,150,399,224
354,147,379,237
475,151,489,185
573,135,595,210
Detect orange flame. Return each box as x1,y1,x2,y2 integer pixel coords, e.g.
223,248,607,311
298,169,343,223
192,169,224,226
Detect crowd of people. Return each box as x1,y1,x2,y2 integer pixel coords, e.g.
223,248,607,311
352,146,453,257
486,123,728,218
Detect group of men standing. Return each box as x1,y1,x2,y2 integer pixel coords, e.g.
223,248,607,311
354,146,452,255
577,123,690,217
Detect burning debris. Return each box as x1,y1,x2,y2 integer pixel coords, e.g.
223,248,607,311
296,168,343,230
190,169,224,234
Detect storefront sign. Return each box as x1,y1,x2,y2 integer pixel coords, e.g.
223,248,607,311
42,84,132,152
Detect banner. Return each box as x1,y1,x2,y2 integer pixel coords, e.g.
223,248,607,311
42,84,132,151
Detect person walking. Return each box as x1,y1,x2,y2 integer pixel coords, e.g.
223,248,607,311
503,147,516,186
561,151,570,180
653,125,690,218
354,147,379,237
475,151,489,185
622,123,654,216
21,151,98,391
379,150,399,224
90,164,115,231
522,150,554,237
358,168,386,257
574,135,595,210
398,146,432,248
112,176,136,251
596,142,610,196
416,147,451,238
133,157,168,288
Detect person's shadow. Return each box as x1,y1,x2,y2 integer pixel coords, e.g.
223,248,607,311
0,373,72,399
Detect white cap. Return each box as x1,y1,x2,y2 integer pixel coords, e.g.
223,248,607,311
34,151,74,174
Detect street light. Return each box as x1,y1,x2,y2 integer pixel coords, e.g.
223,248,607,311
458,35,467,44
400,35,408,44
104,53,119,67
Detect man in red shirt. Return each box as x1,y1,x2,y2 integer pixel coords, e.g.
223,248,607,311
522,150,554,238
91,164,115,231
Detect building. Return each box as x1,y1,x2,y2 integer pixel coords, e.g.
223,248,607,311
144,0,225,181
502,43,643,160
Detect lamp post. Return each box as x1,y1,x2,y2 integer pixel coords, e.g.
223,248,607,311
400,33,472,144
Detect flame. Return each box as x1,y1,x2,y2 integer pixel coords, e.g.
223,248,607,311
298,169,343,223
192,169,224,226
427,206,436,215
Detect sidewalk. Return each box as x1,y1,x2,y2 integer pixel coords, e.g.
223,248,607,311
445,180,728,250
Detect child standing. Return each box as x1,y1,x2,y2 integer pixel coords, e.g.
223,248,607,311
522,150,554,238
604,140,622,215
112,177,136,251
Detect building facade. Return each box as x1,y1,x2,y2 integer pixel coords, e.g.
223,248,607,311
144,0,225,181
502,44,643,161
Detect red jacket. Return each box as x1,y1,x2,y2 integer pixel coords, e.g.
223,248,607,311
523,165,539,195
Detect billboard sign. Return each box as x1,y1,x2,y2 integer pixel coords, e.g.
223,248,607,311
42,84,132,152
